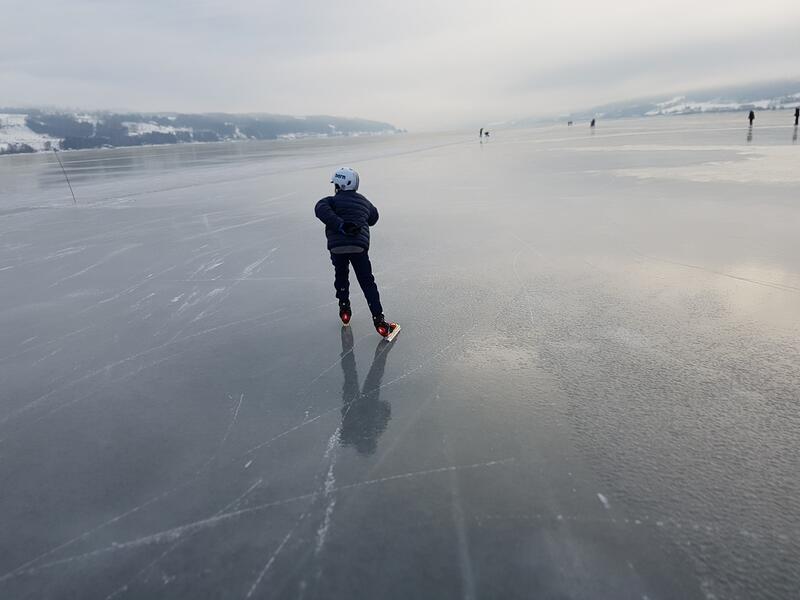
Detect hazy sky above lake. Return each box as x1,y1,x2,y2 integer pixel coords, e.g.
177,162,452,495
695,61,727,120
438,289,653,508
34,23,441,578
4,0,798,130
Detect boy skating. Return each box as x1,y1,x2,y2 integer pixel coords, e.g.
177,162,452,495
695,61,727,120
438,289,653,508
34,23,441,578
315,167,399,340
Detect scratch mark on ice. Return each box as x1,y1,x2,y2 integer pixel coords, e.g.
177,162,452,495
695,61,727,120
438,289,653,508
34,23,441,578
17,460,514,578
182,215,278,241
314,431,340,556
242,248,278,279
445,436,476,600
103,479,264,600
49,244,140,287
0,310,284,428
219,394,244,450
245,527,295,599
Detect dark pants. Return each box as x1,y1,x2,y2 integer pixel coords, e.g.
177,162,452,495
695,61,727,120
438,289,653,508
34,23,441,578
330,251,383,316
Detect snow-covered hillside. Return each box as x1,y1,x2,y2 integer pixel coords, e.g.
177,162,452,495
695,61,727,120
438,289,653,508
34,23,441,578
0,109,399,154
644,93,800,116
0,114,60,153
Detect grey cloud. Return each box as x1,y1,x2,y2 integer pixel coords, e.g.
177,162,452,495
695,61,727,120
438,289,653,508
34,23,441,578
513,24,798,93
2,0,799,129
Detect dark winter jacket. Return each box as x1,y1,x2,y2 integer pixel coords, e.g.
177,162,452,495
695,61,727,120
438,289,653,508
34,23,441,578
314,190,379,251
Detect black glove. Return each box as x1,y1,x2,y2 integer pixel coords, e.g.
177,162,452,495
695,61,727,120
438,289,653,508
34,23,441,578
342,222,361,236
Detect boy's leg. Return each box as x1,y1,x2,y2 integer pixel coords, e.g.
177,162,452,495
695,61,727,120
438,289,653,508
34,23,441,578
349,252,383,316
330,253,350,303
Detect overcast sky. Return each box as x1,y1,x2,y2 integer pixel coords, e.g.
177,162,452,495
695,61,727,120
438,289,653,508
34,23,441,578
3,0,798,130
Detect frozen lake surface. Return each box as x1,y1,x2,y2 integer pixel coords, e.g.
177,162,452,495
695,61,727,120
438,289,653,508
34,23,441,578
1,113,798,599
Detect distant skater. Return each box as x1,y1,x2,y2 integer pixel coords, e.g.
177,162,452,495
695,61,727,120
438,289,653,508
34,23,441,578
315,167,399,340
480,127,484,139
748,110,755,126
590,118,596,128
794,107,799,126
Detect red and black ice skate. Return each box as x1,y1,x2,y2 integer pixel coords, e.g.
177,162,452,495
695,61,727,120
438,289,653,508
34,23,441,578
373,314,401,342
339,300,352,326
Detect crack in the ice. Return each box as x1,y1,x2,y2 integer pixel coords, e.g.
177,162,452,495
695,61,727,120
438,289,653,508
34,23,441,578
49,244,141,287
0,393,249,584
103,478,264,600
0,311,286,429
244,528,296,599
8,459,515,580
444,435,476,600
640,254,800,294
477,513,799,542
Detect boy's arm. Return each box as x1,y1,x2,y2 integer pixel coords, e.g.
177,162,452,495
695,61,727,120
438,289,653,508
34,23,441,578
367,202,379,226
315,197,344,229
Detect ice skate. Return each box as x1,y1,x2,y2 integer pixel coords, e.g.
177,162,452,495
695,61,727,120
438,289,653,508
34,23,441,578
373,314,401,342
339,300,352,326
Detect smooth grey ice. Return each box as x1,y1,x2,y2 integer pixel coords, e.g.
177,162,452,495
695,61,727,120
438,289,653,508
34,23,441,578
1,113,798,599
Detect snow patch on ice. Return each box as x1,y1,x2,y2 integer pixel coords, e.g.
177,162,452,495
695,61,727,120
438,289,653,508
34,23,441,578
597,493,610,510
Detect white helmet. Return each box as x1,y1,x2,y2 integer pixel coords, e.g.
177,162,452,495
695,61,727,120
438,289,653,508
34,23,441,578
331,167,360,191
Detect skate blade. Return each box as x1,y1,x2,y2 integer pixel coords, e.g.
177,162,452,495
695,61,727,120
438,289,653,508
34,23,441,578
385,324,401,342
